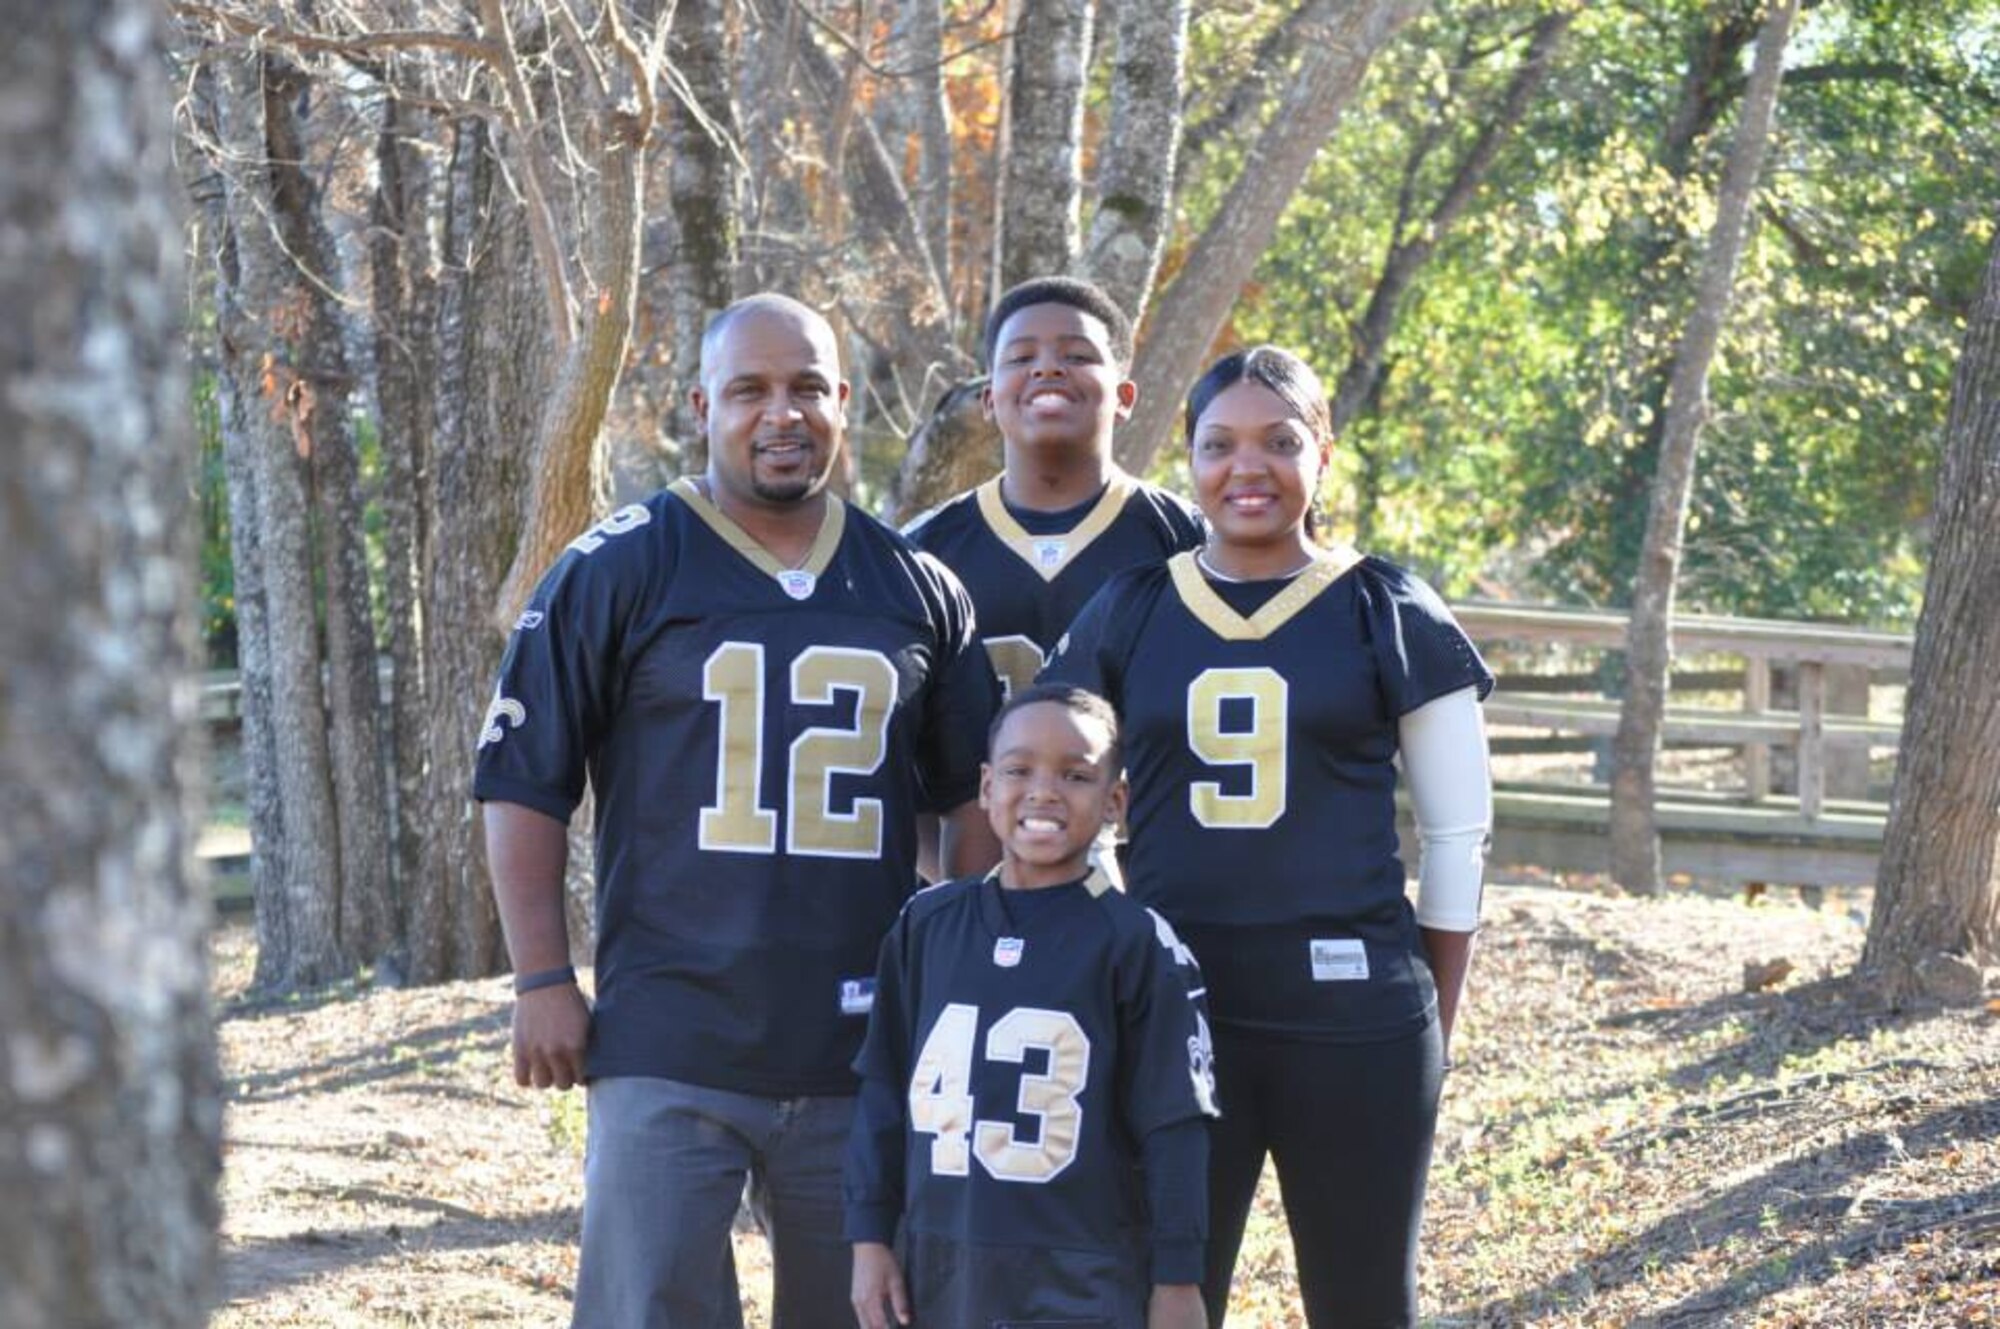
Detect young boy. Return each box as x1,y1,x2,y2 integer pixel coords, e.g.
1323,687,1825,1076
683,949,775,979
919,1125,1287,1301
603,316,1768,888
904,277,1205,700
845,685,1219,1329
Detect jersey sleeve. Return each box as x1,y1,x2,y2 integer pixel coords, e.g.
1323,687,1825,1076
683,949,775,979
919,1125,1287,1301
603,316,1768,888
470,529,652,822
844,911,916,1244
1358,557,1496,718
911,553,1001,813
1116,907,1220,1140
1116,907,1217,1284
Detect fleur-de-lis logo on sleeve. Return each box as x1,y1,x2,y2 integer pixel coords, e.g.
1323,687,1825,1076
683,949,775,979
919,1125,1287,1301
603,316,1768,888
479,692,527,748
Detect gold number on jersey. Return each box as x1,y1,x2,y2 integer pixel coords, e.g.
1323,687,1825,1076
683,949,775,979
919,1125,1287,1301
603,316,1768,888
566,502,651,555
1186,666,1289,828
908,1002,979,1176
908,1003,1090,1184
700,642,778,852
976,1007,1091,1183
982,635,1046,701
699,642,898,857
789,648,898,857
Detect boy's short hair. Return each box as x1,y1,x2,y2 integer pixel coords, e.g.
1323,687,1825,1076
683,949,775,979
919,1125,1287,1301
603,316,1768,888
987,682,1122,768
983,277,1135,373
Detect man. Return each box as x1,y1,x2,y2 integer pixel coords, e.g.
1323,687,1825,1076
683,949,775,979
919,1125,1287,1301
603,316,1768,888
476,293,1001,1328
905,276,1205,699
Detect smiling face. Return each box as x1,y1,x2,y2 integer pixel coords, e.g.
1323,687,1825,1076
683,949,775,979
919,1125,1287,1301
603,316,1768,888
1189,379,1330,571
980,700,1127,890
690,303,848,512
982,301,1137,459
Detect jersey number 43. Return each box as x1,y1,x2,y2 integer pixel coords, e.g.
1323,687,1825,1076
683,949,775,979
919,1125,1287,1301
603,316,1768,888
909,1003,1091,1185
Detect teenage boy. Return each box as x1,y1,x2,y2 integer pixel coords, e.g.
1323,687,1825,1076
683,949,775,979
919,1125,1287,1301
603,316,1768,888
905,277,1205,700
845,684,1218,1329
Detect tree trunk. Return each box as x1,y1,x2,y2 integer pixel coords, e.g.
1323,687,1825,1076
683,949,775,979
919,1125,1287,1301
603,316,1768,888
995,0,1093,290
665,0,741,472
908,0,956,303
213,49,349,987
1081,0,1188,325
1327,8,1574,441
0,2,218,1321
489,5,655,628
264,57,396,965
200,168,295,981
370,93,438,954
1861,227,2000,1003
1609,0,1797,896
888,379,1004,523
1118,0,1429,475
406,119,546,983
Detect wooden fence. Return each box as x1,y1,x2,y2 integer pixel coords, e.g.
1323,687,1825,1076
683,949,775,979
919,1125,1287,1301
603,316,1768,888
1443,603,1913,888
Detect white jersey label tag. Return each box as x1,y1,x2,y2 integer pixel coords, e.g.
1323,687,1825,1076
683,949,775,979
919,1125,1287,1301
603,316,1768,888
839,977,876,1015
1309,938,1369,982
776,569,817,600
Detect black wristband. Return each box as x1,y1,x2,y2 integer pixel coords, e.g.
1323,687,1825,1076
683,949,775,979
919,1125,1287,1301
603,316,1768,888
513,964,577,995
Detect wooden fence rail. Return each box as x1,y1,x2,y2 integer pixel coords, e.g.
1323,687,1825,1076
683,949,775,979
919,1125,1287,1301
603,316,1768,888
1442,602,1914,888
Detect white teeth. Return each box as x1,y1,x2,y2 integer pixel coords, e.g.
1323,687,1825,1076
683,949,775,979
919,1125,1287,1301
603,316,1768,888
1021,817,1063,832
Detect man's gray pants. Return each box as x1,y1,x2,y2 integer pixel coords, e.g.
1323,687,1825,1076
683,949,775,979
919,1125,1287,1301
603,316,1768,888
572,1076,857,1329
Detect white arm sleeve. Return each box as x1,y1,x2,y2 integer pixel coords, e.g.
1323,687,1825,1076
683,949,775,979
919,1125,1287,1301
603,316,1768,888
1400,685,1492,932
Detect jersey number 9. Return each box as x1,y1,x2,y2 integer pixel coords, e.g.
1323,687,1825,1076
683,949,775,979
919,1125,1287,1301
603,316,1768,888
1186,666,1288,829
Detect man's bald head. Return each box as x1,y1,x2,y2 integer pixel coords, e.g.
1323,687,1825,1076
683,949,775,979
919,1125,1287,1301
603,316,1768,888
699,294,839,387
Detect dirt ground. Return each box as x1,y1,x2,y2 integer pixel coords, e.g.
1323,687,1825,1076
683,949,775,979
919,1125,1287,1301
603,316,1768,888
207,875,2000,1328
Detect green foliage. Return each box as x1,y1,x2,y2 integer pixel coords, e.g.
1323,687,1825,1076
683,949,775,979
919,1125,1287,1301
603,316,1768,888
1223,0,2000,624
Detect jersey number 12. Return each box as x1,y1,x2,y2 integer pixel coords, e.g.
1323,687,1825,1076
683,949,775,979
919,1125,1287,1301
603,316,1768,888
700,641,898,858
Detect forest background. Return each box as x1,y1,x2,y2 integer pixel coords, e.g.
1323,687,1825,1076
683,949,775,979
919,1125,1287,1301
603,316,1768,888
7,1,2000,1323
172,0,2000,992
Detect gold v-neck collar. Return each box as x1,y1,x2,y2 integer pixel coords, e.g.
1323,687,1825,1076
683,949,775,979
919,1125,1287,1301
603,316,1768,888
670,477,846,579
1167,547,1362,641
975,471,1137,582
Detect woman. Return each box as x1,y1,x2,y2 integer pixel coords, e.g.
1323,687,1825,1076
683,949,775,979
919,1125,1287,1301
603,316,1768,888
1042,346,1493,1327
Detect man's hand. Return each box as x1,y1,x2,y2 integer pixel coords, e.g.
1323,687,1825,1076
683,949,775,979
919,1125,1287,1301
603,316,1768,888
512,983,589,1090
1148,1283,1207,1329
850,1241,910,1329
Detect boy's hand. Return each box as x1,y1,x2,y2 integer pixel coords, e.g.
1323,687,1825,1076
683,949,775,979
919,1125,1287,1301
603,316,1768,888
1148,1283,1206,1329
851,1241,910,1328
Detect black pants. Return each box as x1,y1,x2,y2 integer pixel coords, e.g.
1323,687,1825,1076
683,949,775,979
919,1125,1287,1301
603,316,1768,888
1202,1019,1445,1329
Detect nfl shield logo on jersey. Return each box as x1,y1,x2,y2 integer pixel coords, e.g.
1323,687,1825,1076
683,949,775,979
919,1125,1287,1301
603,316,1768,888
1032,538,1068,570
993,936,1025,968
775,569,817,600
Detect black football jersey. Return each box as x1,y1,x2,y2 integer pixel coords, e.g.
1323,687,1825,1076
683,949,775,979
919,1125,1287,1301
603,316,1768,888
845,869,1217,1324
473,480,1000,1094
1042,551,1493,1042
904,473,1204,696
